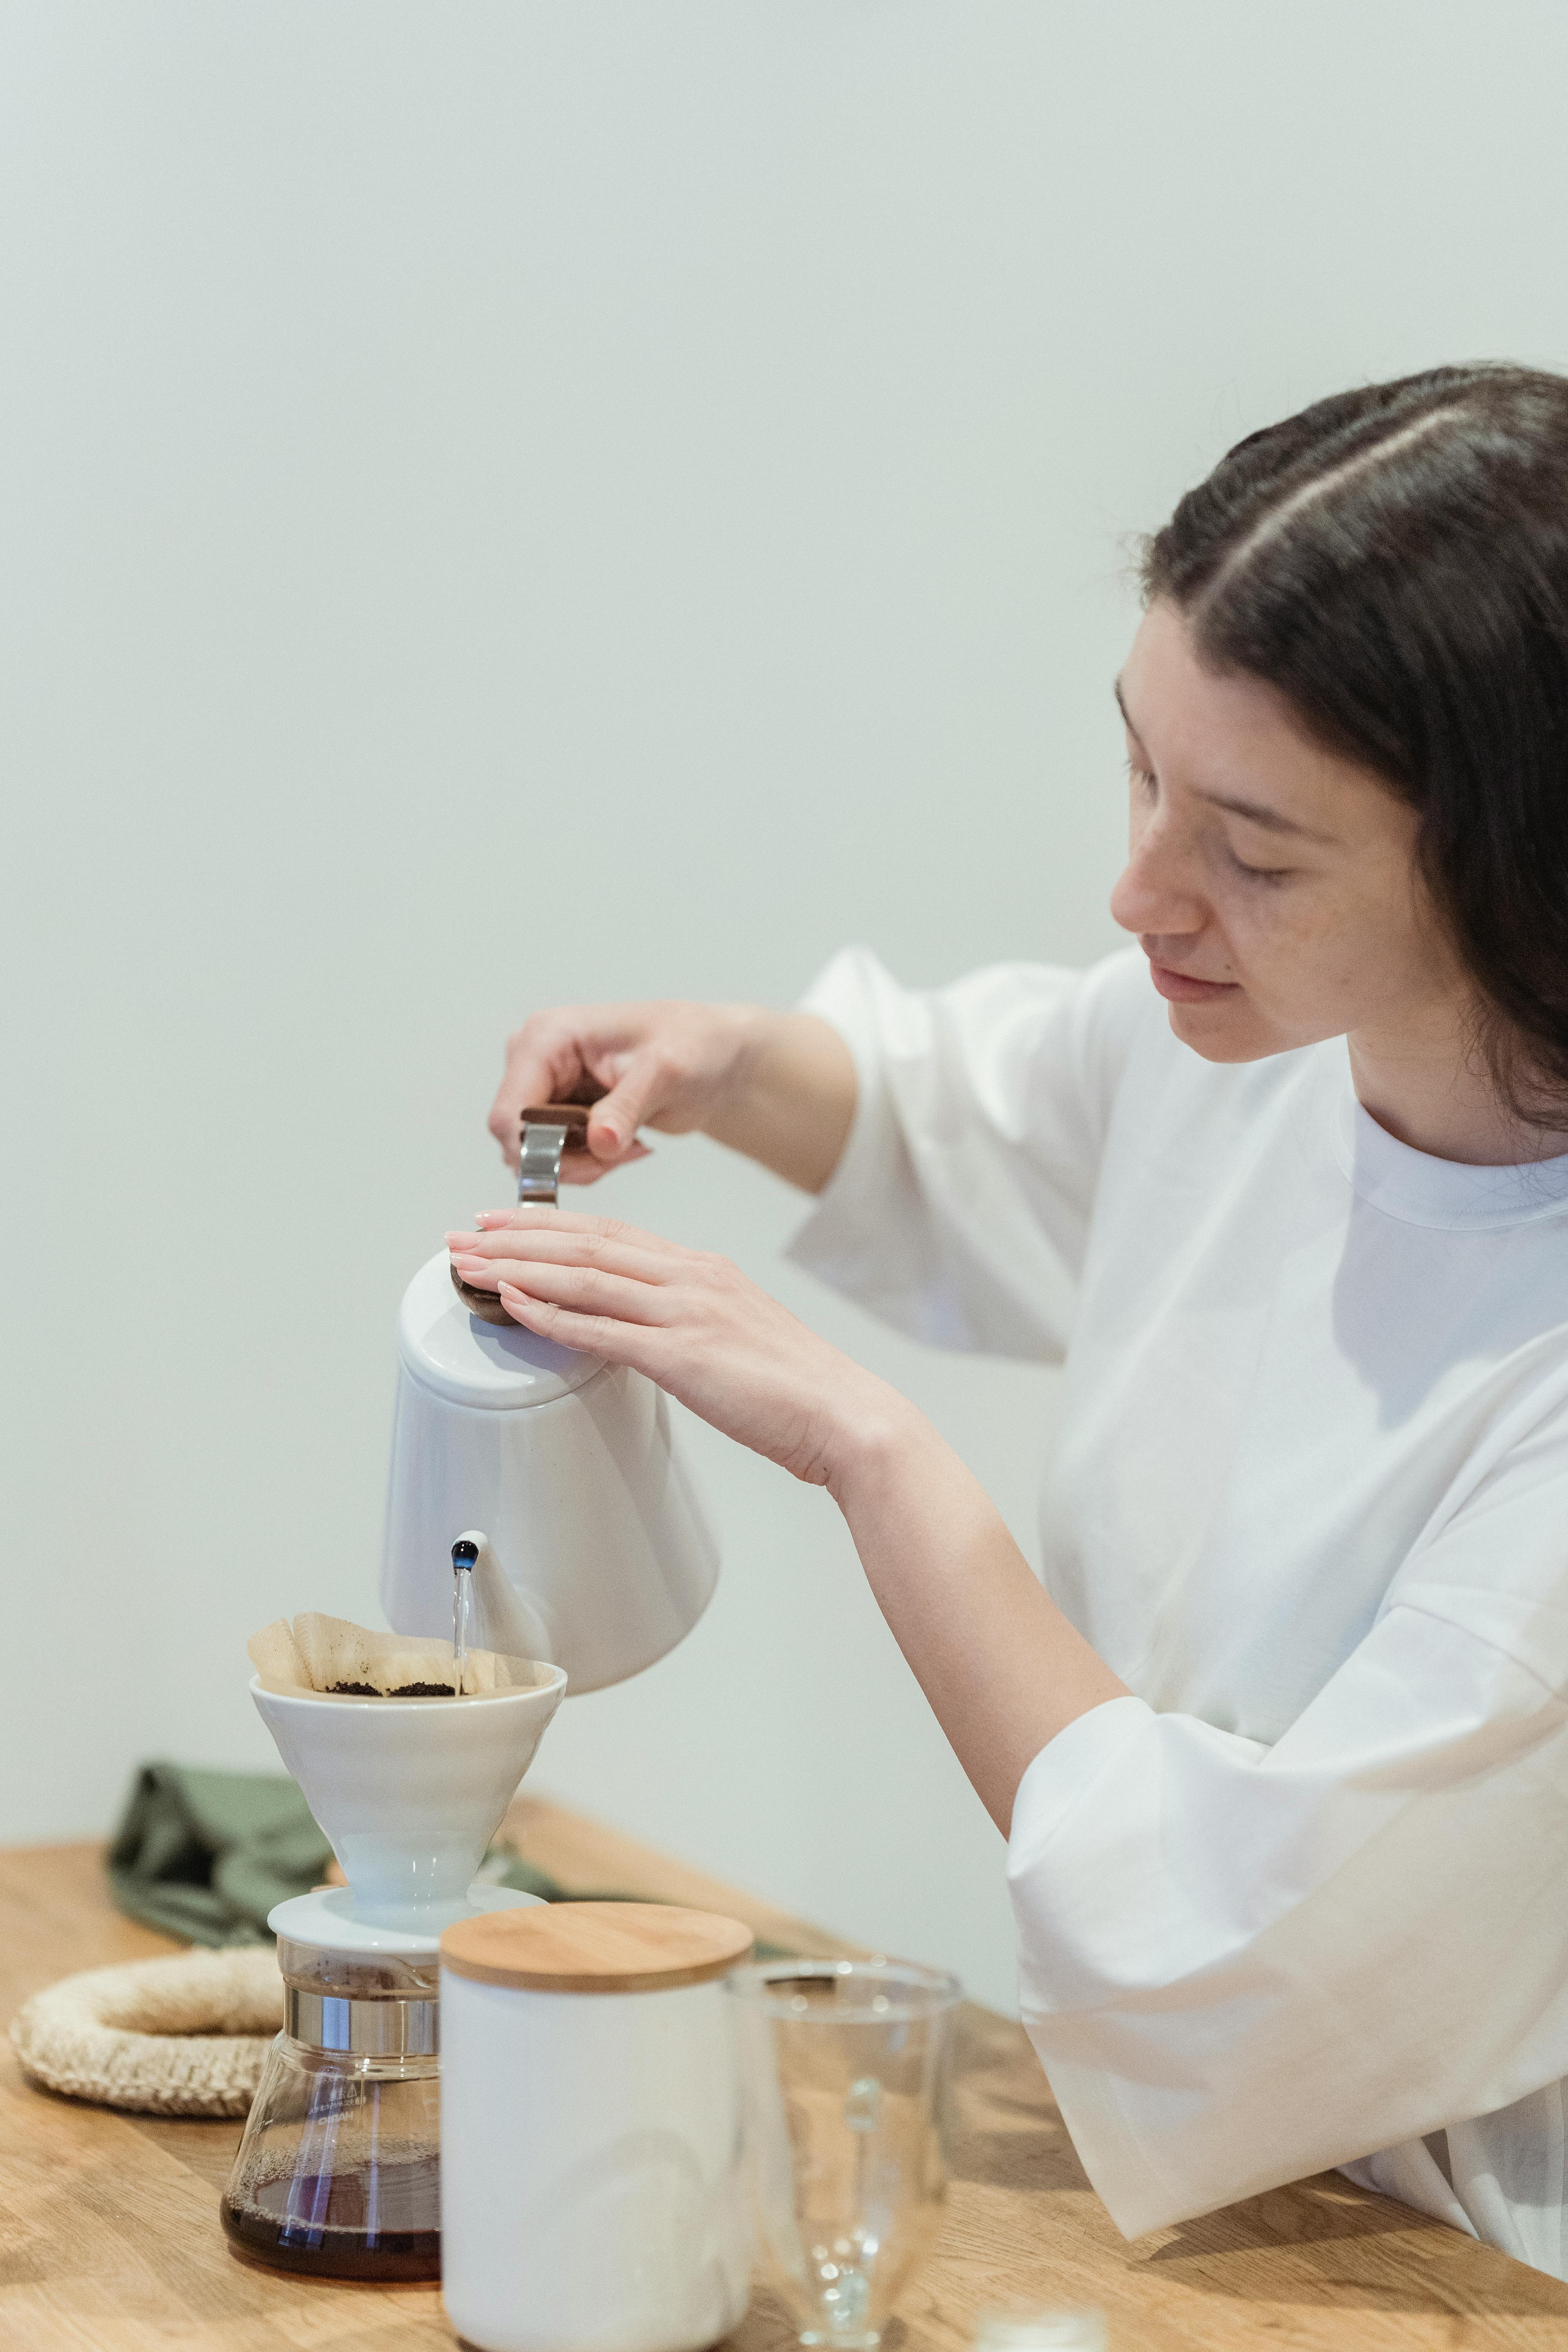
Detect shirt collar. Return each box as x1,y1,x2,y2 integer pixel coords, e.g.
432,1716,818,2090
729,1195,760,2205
1328,1048,1568,1230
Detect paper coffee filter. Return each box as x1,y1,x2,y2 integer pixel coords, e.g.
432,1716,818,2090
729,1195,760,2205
247,1612,546,1699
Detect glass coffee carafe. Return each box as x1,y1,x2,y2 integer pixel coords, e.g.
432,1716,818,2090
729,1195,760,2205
221,1934,441,2280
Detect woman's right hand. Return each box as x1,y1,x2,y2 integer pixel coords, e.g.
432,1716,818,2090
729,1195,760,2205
487,1002,758,1180
486,998,857,1194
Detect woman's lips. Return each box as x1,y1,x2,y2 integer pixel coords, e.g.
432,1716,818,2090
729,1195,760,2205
1147,959,1241,1004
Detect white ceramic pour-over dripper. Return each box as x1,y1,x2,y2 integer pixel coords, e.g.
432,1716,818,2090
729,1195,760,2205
251,1669,566,1935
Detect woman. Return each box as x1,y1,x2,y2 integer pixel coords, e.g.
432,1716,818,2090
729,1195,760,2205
448,364,1568,2277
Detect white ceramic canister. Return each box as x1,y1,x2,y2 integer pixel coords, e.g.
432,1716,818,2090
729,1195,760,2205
439,1902,756,2352
381,1250,720,1692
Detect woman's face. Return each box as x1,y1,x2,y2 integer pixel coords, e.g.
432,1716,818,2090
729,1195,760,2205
1110,599,1466,1067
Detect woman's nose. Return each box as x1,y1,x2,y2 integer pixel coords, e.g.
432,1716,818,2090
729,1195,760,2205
1109,829,1208,941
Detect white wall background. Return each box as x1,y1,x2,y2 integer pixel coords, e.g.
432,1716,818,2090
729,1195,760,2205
5,1,1568,2013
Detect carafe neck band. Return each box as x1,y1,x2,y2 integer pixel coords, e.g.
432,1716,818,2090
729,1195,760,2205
287,1988,439,2056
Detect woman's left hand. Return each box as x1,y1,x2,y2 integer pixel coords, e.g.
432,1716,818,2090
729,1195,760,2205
446,1209,903,1492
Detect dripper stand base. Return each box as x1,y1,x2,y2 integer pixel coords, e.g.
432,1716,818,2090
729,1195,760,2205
268,1880,541,1955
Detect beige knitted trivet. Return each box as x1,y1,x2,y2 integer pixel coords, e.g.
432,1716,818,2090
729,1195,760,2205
10,1947,283,2117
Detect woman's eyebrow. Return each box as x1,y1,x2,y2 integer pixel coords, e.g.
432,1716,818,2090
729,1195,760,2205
1197,789,1331,841
1113,675,1335,843
1113,678,1142,742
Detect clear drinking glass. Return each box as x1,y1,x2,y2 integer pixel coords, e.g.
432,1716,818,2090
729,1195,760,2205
728,1958,960,2352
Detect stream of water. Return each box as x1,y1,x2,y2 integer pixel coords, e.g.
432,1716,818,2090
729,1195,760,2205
452,1562,471,1695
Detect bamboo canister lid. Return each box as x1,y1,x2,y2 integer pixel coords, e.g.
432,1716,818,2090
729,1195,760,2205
440,1902,755,1994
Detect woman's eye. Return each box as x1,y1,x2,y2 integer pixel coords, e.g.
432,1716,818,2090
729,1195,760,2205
1126,760,1157,795
1229,850,1292,885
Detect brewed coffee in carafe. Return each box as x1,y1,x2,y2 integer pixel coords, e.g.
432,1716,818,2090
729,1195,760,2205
221,1937,442,2281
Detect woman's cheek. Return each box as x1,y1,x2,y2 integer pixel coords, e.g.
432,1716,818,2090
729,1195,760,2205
1232,891,1366,1041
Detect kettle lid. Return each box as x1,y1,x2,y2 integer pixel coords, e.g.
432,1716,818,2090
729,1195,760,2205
397,1250,603,1411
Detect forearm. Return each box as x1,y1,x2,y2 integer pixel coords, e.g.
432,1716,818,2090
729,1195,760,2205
703,1009,857,1194
828,1398,1130,1833
448,1185,1122,1828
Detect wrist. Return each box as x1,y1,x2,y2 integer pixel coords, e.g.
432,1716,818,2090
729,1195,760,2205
711,1004,786,1120
822,1379,933,1515
704,1007,855,1194
702,1004,805,1154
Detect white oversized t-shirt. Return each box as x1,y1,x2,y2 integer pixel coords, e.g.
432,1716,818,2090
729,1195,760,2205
789,944,1568,2279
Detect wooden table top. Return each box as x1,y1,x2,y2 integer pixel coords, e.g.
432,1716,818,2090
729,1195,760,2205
5,1797,1568,2350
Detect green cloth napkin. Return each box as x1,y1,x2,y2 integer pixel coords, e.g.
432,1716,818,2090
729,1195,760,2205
106,1762,796,1956
107,1762,335,1947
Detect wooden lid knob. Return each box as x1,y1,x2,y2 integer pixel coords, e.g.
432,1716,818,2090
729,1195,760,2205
440,1902,755,1993
519,1103,593,1152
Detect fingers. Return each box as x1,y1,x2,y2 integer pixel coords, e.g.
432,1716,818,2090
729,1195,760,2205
487,999,738,1178
450,1206,680,1279
450,1245,673,1325
488,1006,678,1175
488,1009,646,1173
495,1281,661,1372
454,1223,677,1298
470,1203,677,1248
488,1020,587,1172
560,1140,652,1186
582,1042,676,1163
448,1207,691,1327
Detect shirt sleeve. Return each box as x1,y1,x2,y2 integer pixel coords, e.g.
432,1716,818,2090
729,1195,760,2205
1008,1410,1568,2240
787,944,1152,1359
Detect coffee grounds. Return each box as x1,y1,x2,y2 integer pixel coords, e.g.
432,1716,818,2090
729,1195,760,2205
324,1681,457,1698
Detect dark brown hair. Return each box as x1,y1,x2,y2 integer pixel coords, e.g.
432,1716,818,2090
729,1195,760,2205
1142,363,1568,1127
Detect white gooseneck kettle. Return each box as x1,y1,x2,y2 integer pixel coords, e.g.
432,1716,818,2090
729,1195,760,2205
380,1103,719,1690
